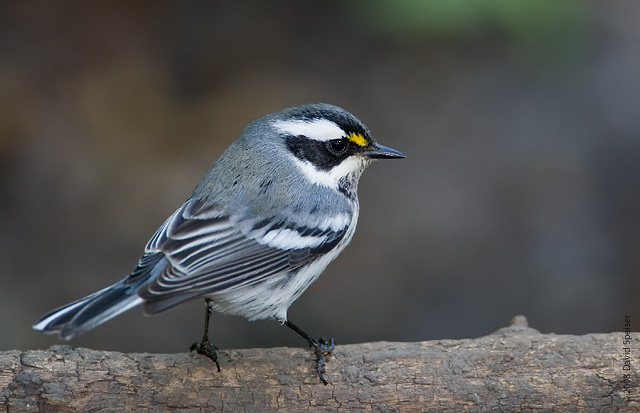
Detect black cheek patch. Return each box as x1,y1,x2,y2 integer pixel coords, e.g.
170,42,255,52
285,136,349,171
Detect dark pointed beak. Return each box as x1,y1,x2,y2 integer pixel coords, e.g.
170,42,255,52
363,143,406,159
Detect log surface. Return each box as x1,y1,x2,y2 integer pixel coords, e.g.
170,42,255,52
1,320,637,412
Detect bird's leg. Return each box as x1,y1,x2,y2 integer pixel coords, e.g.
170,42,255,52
190,299,220,372
283,319,334,385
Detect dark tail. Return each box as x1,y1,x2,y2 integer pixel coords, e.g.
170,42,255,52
34,253,172,340
33,281,145,340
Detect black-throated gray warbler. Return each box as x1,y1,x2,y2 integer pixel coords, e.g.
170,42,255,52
33,103,405,384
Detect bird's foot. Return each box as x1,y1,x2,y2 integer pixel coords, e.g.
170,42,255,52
190,339,221,372
310,337,334,385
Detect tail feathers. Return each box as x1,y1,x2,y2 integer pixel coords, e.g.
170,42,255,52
33,283,143,340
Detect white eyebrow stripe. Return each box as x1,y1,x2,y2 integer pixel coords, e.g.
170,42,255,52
271,119,345,142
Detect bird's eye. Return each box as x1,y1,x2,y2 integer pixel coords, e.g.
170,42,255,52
327,139,348,155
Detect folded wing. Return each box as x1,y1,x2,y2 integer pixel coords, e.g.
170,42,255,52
137,198,349,314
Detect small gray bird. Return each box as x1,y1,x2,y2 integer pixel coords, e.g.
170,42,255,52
33,103,405,384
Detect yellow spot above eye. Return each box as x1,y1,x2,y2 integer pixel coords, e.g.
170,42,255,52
347,132,367,147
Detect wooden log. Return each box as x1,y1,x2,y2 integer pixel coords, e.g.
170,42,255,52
1,317,637,412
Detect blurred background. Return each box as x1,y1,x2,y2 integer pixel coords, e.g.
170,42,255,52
1,1,638,354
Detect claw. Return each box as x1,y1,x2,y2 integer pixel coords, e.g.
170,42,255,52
311,337,334,385
282,320,335,384
191,299,221,372
190,339,221,372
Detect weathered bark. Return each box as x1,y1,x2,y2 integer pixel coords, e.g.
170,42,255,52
1,317,637,412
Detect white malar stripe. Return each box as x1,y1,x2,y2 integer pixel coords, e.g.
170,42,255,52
271,118,345,142
289,155,365,190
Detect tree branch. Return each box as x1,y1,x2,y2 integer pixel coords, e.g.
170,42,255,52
2,317,637,411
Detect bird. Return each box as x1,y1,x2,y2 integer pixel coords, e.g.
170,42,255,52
33,103,405,384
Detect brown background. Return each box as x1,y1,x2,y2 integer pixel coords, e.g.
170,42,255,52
1,1,638,354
